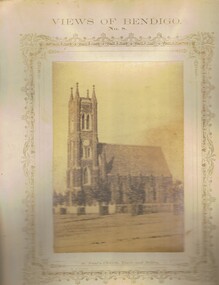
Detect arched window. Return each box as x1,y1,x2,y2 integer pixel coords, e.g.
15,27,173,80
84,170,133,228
81,114,85,130
87,147,91,158
86,114,90,130
83,167,90,185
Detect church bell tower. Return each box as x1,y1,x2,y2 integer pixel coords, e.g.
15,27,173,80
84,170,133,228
67,83,99,203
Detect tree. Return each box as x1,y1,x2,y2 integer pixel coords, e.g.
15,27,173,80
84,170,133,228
92,178,111,215
127,175,146,215
71,192,77,206
127,176,145,204
53,191,66,206
53,191,59,207
76,190,86,206
75,189,86,215
115,187,123,204
115,176,124,204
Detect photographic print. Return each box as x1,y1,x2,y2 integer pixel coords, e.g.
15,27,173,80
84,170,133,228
53,62,184,253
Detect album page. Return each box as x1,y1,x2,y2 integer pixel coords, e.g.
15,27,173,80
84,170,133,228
0,1,219,285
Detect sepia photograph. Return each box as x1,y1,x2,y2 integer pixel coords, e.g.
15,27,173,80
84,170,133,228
53,62,184,253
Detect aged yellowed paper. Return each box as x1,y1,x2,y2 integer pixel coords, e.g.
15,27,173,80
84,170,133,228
0,1,219,285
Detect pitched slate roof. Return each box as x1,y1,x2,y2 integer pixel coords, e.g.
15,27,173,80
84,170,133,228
98,143,171,177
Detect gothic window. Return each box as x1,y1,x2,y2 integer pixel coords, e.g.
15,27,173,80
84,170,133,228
82,144,92,159
87,147,91,158
86,114,90,130
83,167,90,185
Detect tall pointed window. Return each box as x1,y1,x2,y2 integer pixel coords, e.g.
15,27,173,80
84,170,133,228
87,147,91,158
86,114,90,130
83,167,90,185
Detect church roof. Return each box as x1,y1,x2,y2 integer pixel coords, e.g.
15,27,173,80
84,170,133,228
98,143,171,177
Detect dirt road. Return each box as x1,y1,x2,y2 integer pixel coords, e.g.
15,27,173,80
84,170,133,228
54,212,184,252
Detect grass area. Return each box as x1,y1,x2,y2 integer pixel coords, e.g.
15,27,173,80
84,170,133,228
54,212,184,252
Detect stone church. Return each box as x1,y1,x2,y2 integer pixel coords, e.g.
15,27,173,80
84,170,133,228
66,83,173,209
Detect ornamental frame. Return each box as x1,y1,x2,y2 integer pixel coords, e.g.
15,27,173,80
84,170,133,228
20,32,216,284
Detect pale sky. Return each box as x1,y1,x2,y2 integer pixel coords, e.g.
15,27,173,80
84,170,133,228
53,62,183,192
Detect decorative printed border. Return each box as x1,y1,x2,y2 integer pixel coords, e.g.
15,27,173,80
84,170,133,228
20,32,216,284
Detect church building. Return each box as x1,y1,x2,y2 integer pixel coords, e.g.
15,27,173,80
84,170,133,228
66,83,173,210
